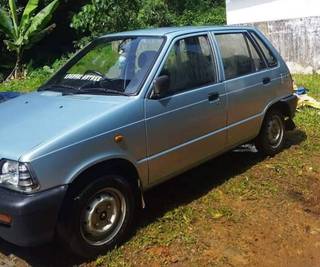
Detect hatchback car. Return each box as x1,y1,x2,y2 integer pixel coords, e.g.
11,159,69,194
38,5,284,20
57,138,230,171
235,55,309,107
0,26,297,257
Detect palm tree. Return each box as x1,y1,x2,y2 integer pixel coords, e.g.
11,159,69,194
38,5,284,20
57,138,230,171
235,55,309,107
0,0,59,80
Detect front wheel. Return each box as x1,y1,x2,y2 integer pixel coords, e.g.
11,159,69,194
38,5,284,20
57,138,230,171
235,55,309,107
57,175,136,258
255,109,286,156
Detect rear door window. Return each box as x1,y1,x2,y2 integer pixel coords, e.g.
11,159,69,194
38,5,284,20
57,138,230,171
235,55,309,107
215,33,267,80
247,36,267,71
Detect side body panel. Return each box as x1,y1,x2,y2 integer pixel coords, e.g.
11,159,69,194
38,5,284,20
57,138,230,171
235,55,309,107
144,33,227,186
212,29,293,148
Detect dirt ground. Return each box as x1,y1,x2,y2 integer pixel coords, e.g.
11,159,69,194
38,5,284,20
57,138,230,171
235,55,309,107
0,109,319,266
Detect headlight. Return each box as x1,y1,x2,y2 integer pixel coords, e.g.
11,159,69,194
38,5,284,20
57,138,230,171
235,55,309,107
0,159,39,192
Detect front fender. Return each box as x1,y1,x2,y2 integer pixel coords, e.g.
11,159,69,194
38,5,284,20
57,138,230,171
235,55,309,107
28,127,148,192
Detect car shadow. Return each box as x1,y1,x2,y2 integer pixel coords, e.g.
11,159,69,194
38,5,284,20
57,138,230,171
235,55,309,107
0,129,307,267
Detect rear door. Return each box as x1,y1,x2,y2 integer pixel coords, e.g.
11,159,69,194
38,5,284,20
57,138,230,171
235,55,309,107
145,33,227,185
213,31,278,147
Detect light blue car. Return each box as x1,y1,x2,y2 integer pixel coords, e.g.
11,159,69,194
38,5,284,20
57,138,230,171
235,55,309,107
0,26,297,257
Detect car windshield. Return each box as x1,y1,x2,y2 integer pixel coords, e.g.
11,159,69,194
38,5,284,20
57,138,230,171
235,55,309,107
42,36,164,95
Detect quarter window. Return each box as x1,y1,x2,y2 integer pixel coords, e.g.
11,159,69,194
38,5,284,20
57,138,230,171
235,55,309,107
159,35,216,94
215,33,266,80
247,37,267,71
250,32,278,67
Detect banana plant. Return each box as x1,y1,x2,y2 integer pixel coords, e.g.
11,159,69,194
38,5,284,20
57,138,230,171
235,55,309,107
0,0,59,80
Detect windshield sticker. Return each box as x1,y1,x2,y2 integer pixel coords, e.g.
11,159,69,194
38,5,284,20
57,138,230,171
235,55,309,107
64,74,103,82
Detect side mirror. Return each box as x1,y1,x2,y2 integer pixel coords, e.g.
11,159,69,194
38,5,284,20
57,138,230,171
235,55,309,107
152,75,170,99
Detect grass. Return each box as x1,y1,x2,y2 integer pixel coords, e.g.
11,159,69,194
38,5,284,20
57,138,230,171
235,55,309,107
293,74,320,98
0,57,68,92
0,73,319,266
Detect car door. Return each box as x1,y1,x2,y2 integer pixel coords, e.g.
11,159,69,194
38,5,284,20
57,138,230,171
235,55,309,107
214,31,278,147
144,33,227,185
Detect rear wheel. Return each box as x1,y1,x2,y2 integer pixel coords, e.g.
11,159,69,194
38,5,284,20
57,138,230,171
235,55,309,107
255,109,285,156
57,175,136,258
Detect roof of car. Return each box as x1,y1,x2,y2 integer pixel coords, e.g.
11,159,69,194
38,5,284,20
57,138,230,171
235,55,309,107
102,25,256,38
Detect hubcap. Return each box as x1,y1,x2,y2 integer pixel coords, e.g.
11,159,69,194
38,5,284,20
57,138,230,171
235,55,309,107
80,188,126,246
266,115,284,148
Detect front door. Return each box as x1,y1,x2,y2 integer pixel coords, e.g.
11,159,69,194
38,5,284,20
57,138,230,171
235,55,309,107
145,34,227,185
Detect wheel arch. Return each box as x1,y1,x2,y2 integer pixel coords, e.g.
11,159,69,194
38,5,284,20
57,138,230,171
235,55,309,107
259,97,295,132
67,157,145,208
267,100,292,118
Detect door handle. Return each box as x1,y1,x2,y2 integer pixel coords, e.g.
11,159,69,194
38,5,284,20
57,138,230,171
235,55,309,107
262,77,271,85
208,92,219,102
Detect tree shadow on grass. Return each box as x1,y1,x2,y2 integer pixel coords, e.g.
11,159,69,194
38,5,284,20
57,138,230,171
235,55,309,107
0,129,307,267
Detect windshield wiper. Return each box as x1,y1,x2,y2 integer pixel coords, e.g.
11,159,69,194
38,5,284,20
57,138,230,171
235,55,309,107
75,87,130,96
38,84,80,92
39,84,130,96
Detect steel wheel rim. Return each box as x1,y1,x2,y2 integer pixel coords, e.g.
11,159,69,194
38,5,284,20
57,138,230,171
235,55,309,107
266,115,284,148
80,187,126,246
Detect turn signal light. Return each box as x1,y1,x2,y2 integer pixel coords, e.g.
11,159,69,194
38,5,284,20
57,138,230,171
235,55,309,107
0,213,12,225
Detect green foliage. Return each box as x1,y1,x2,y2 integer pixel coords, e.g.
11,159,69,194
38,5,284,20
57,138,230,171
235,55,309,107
137,0,173,28
168,0,226,25
0,0,59,79
174,6,226,25
0,0,226,82
0,54,69,91
71,0,226,47
71,0,139,47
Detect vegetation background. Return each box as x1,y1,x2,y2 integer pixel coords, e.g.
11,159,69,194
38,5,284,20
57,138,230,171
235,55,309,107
0,0,225,83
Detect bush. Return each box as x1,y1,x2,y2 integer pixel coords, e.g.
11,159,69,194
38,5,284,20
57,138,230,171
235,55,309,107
0,54,70,92
71,0,226,47
71,0,140,48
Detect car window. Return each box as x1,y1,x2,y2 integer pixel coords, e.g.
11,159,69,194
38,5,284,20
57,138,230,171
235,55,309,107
246,36,267,71
159,35,216,94
47,37,164,95
250,32,278,67
215,33,267,80
135,38,164,73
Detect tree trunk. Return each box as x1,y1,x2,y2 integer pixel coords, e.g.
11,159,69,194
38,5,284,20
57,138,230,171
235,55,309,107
5,49,23,81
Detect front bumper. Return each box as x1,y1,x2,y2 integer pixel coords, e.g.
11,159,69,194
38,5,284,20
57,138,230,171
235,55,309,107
0,185,67,246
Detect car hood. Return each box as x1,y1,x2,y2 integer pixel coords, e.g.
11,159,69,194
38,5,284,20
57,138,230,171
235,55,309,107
0,91,128,161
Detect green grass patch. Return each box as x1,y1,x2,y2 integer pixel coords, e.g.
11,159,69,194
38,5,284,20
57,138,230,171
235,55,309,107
293,74,320,99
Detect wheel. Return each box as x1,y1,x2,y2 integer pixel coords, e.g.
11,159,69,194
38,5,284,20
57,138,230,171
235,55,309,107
255,109,286,156
57,175,136,258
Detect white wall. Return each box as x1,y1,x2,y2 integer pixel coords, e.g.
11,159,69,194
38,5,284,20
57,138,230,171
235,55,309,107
226,0,320,24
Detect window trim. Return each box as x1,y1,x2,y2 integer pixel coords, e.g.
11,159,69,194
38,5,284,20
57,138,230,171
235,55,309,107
146,32,219,99
214,31,272,81
248,30,279,68
244,32,268,71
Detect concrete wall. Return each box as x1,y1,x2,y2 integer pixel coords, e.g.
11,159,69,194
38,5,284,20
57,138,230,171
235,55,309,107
226,0,320,24
226,0,320,73
245,16,320,74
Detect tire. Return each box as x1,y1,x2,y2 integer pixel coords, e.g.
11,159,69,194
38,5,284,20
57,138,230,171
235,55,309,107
57,174,136,259
255,109,286,156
